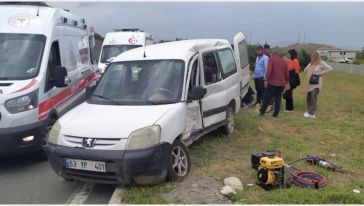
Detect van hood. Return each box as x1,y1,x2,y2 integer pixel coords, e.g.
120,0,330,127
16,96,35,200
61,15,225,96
59,102,174,139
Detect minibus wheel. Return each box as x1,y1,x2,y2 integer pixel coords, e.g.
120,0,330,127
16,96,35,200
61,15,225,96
167,140,191,182
222,106,235,136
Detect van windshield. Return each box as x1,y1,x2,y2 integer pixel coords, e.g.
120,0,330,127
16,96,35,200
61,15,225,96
0,33,46,80
100,45,142,63
90,60,185,105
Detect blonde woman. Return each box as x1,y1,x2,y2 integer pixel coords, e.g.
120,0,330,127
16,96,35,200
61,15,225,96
303,51,333,119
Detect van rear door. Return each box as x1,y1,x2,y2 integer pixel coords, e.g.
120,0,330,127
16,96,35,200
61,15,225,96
233,32,250,98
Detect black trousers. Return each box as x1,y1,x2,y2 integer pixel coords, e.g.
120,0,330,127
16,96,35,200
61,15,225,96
260,85,284,116
254,77,265,104
285,88,294,111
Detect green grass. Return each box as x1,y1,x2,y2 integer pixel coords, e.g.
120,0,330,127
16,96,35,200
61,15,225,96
120,71,364,204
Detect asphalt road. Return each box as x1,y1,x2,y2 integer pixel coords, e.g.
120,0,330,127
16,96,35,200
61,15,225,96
328,62,364,75
0,154,116,204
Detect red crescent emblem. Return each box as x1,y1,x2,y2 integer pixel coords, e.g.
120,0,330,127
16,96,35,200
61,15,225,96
128,37,138,44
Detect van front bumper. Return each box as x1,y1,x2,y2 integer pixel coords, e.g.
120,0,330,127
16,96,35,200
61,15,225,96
45,142,172,185
0,120,46,156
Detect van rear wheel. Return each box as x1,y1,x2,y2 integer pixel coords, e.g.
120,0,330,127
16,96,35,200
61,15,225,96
222,106,235,136
167,140,191,182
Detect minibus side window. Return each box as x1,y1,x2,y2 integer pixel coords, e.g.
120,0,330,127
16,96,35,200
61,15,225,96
45,41,61,92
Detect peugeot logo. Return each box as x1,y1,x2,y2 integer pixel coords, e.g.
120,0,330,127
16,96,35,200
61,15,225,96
82,138,96,148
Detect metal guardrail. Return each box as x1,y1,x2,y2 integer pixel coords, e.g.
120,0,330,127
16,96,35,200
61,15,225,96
327,62,364,76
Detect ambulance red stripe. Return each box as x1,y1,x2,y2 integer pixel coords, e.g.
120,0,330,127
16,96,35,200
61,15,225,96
38,72,98,120
12,79,38,94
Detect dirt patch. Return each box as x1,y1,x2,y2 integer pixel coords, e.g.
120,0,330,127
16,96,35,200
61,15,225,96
163,175,232,204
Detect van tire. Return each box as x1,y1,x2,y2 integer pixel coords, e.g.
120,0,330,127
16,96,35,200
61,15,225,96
166,140,191,182
222,106,235,136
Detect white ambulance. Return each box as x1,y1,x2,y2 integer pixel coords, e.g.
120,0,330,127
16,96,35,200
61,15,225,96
97,29,154,73
0,3,98,156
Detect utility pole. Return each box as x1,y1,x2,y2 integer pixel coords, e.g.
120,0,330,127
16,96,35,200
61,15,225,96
303,33,306,44
249,31,253,45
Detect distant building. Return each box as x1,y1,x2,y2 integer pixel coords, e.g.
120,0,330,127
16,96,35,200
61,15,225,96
317,49,358,61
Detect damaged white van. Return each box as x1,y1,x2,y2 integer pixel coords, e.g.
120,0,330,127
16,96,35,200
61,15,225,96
46,33,250,185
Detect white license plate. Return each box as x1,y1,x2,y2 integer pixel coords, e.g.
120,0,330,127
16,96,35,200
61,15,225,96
64,158,106,173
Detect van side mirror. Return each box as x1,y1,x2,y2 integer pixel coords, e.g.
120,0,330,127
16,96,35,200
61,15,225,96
86,84,96,99
189,86,205,100
52,66,68,88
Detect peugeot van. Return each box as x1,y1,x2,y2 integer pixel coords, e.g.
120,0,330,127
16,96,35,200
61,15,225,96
46,33,250,185
0,3,98,156
98,29,154,73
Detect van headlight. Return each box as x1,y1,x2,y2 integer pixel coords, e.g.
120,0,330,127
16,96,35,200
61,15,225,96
126,125,161,150
5,90,38,114
48,121,61,144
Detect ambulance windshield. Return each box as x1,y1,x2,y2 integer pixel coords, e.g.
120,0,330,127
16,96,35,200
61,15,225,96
90,60,184,105
100,45,142,63
0,33,46,80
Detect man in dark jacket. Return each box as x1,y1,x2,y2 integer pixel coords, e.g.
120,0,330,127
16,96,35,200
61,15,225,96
260,48,290,117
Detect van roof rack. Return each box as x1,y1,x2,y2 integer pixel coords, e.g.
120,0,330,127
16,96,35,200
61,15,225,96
0,2,49,7
113,29,143,32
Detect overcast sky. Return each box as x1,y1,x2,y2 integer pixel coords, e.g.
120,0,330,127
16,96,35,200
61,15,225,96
48,2,364,49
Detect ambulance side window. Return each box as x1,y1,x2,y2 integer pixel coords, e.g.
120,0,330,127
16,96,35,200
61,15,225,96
45,41,61,92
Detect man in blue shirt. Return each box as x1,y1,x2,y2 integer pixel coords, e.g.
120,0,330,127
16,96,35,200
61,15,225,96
254,44,269,107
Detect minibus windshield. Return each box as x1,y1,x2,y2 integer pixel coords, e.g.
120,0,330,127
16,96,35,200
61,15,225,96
90,60,185,105
0,33,46,80
100,45,142,63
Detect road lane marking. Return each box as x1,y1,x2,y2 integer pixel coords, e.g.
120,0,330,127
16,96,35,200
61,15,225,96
109,186,123,204
67,183,94,204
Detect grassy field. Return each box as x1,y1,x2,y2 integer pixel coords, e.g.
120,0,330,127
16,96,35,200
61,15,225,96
120,70,364,204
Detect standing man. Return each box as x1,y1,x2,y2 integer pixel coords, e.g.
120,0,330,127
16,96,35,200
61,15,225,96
254,44,269,110
260,48,289,117
264,43,272,59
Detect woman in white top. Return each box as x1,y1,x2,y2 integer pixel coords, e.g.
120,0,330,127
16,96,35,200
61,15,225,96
303,51,333,119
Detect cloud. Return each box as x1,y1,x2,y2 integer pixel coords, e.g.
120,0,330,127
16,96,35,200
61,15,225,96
47,2,364,49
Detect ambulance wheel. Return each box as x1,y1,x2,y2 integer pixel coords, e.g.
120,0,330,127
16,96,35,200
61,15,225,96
222,106,235,136
37,117,57,161
167,140,191,182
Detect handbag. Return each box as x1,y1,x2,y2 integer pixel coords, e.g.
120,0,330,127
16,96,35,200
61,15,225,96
309,74,320,85
295,73,300,86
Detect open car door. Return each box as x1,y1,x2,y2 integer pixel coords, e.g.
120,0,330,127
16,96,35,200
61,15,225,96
233,32,250,98
198,46,229,128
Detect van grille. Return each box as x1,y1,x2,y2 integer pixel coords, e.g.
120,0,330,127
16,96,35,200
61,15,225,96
64,135,121,148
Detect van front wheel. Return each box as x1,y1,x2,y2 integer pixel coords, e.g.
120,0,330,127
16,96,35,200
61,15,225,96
167,140,191,182
222,106,235,136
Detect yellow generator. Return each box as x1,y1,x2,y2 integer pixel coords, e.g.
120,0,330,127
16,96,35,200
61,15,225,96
257,156,285,190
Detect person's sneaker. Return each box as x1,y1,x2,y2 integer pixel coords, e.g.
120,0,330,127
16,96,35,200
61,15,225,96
304,112,316,119
285,110,294,113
